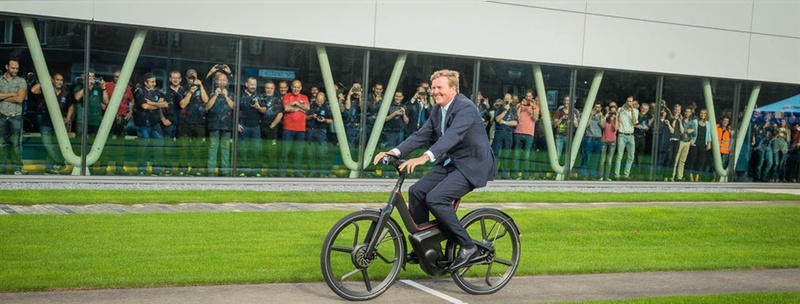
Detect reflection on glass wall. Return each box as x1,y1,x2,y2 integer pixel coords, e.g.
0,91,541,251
742,83,800,183
577,71,659,182
3,17,86,175
661,76,741,182
3,13,799,182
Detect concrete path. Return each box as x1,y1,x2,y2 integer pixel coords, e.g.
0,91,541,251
2,269,798,304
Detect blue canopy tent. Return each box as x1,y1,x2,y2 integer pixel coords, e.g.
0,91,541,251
756,93,800,113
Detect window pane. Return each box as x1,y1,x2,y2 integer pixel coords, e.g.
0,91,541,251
1,16,86,175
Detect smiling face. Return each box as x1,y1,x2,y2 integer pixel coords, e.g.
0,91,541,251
430,76,457,107
52,74,64,90
291,80,302,95
144,77,156,90
169,72,181,86
264,83,275,95
245,78,257,93
5,60,19,77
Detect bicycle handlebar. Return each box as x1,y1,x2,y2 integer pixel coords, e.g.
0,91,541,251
380,155,406,170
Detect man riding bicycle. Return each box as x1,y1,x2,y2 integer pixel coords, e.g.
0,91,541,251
373,69,497,271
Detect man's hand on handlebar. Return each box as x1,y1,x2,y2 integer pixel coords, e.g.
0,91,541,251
373,151,395,166
398,154,430,173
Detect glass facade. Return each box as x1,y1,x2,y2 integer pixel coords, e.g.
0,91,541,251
2,15,798,182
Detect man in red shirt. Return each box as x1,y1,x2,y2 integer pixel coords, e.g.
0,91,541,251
105,69,134,175
280,79,310,177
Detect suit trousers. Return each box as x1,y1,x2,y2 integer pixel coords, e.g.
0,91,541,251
408,164,475,248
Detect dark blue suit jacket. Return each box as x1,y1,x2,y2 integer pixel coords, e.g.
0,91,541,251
396,93,497,188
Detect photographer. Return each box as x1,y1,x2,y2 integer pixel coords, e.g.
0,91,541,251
633,101,653,175
512,90,538,180
343,83,364,147
73,70,110,174
473,90,492,134
553,96,579,165
406,86,431,136
383,91,408,148
237,77,264,177
493,98,518,179
306,91,333,177
613,96,638,180
656,102,677,179
205,69,235,176
670,107,695,182
177,69,209,176
599,105,620,181
73,70,108,136
582,102,604,180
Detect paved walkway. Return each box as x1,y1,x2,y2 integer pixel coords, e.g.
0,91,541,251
2,269,799,303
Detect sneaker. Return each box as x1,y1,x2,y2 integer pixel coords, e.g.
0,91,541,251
239,173,246,177
13,170,27,175
254,173,262,177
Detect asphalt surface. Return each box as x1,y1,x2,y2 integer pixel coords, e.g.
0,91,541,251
2,178,799,303
2,269,799,304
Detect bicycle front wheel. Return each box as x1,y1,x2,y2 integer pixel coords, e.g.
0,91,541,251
450,208,521,295
320,210,405,301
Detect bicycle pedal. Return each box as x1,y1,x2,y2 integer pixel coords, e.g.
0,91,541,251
405,253,419,265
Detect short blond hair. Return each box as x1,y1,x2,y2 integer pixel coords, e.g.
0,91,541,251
430,69,459,91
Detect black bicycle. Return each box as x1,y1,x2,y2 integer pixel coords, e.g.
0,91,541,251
320,155,521,301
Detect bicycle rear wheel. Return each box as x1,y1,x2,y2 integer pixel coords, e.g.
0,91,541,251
320,210,405,301
449,208,520,294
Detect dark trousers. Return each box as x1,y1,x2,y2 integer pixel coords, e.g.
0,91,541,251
408,164,475,248
281,130,305,172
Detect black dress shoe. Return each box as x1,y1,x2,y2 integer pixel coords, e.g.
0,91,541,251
448,246,479,271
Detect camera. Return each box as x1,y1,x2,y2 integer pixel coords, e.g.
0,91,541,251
250,97,258,106
418,91,427,97
353,87,362,93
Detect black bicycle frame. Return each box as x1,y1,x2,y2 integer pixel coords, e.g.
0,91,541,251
363,160,461,255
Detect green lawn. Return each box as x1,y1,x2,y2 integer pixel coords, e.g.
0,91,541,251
1,206,799,292
553,291,800,304
0,189,797,205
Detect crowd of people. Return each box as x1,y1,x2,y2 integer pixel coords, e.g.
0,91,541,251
1,57,798,182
